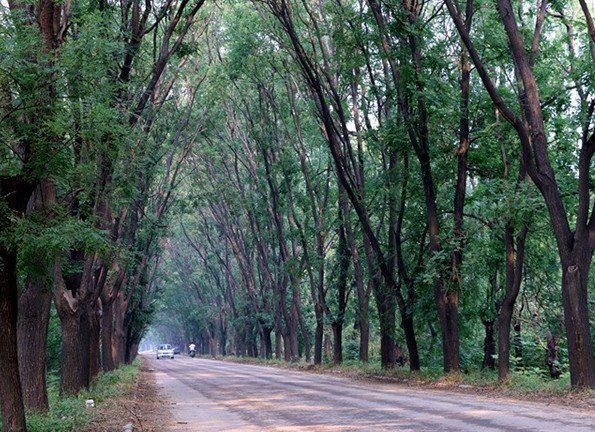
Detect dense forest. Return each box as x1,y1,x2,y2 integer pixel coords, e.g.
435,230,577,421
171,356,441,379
2,0,595,430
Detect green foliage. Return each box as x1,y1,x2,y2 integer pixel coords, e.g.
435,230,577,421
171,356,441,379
46,306,62,374
14,216,110,277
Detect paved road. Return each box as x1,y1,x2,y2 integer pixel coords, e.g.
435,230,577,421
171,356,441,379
145,354,594,432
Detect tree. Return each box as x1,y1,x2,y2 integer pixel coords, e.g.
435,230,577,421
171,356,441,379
446,0,595,388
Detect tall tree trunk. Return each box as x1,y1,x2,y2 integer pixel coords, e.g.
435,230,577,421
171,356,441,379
275,328,283,360
17,275,51,412
58,312,83,396
332,323,343,364
263,327,273,359
101,298,116,372
85,299,101,383
0,177,35,432
0,245,27,432
412,40,459,374
53,261,86,396
1,1,63,425
561,256,595,387
17,181,55,412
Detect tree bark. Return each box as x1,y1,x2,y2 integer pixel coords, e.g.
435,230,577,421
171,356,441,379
100,297,116,372
0,177,35,432
17,181,56,412
0,245,27,432
17,275,51,412
561,259,595,387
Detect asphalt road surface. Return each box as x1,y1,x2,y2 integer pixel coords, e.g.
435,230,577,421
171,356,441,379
145,354,595,432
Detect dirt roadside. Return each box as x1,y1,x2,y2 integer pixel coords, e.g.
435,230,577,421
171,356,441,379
84,360,170,432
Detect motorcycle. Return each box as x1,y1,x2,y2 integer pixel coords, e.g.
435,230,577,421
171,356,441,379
189,349,196,358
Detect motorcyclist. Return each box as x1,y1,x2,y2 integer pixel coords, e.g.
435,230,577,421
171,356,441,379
188,343,196,357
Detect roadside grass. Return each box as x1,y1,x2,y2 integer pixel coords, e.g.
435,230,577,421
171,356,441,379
220,355,593,402
24,361,139,432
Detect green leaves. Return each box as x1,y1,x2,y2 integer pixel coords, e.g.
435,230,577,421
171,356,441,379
15,216,110,276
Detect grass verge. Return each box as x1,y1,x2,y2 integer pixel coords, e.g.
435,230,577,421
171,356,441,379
25,361,139,432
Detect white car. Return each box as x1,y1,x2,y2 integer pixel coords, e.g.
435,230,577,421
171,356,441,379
156,344,175,359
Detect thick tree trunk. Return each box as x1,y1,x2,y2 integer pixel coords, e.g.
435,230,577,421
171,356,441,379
59,312,84,396
113,297,127,367
0,177,35,431
282,331,291,362
17,181,56,412
561,260,595,388
434,279,460,372
263,327,273,359
78,303,91,389
54,254,100,395
0,246,27,432
17,275,51,412
401,315,418,370
498,305,514,377
101,298,116,372
275,328,283,360
358,313,370,363
85,300,101,383
332,323,343,364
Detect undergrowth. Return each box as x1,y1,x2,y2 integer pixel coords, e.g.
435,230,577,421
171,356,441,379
24,360,139,432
